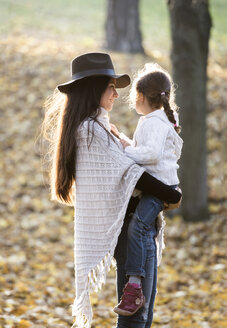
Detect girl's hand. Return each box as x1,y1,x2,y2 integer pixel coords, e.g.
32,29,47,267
120,139,131,149
110,123,120,138
164,187,182,210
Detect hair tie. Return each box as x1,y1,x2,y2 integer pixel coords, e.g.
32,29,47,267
174,123,177,127
161,92,165,96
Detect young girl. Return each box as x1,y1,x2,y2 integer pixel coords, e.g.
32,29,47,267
112,63,183,319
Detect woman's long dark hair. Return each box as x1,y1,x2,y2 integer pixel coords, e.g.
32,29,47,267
42,76,110,205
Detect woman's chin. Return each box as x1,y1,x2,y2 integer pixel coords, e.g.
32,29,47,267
106,106,113,112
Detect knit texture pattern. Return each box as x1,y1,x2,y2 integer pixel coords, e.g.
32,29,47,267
124,109,183,185
71,118,145,328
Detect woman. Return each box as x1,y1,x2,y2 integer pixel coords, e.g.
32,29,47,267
42,52,181,328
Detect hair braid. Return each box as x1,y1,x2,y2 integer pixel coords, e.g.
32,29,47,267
161,93,181,134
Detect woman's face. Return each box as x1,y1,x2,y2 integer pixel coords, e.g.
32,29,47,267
100,78,118,111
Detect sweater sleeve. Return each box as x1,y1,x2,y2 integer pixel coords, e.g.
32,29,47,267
136,171,181,204
119,132,133,146
124,118,169,165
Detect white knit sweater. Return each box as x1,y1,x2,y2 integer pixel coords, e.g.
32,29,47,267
121,109,183,185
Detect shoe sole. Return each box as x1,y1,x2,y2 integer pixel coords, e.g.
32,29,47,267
113,296,146,316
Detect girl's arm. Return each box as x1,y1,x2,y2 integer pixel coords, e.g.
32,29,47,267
124,119,169,165
136,171,181,204
119,132,133,146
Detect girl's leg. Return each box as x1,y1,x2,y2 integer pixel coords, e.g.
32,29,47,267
114,197,140,302
116,233,157,328
125,213,147,278
114,196,162,317
114,218,129,303
145,247,158,328
125,195,163,278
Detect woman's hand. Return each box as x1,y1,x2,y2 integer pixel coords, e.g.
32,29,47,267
110,124,131,148
164,187,182,210
120,139,131,149
110,123,120,138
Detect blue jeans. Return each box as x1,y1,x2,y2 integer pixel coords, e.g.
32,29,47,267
126,195,164,277
114,197,158,328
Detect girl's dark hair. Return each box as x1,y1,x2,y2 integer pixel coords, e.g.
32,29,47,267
41,75,110,205
130,63,181,134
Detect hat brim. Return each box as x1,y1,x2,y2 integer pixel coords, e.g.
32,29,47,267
57,73,130,93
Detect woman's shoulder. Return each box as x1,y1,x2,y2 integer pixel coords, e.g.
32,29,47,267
78,119,138,167
79,118,120,149
79,118,93,130
79,119,106,135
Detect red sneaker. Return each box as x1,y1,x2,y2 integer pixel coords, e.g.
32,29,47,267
113,282,145,316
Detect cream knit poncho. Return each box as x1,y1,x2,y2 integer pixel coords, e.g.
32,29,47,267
71,109,165,328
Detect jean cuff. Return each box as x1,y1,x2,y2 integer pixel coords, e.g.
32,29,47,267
126,270,146,278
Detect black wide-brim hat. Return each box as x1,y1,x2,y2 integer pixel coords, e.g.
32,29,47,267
57,52,130,93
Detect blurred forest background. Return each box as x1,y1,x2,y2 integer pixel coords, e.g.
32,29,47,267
0,0,226,327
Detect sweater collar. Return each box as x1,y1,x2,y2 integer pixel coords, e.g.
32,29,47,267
97,107,111,131
143,108,175,127
144,108,166,120
99,107,109,119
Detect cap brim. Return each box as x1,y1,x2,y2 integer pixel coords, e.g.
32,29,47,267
57,74,130,93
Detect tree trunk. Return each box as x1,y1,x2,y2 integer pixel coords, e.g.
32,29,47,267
105,0,144,53
168,0,212,221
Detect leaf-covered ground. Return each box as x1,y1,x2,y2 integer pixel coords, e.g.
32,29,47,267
0,34,226,328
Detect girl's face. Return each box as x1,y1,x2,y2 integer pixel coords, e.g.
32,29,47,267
100,78,118,111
